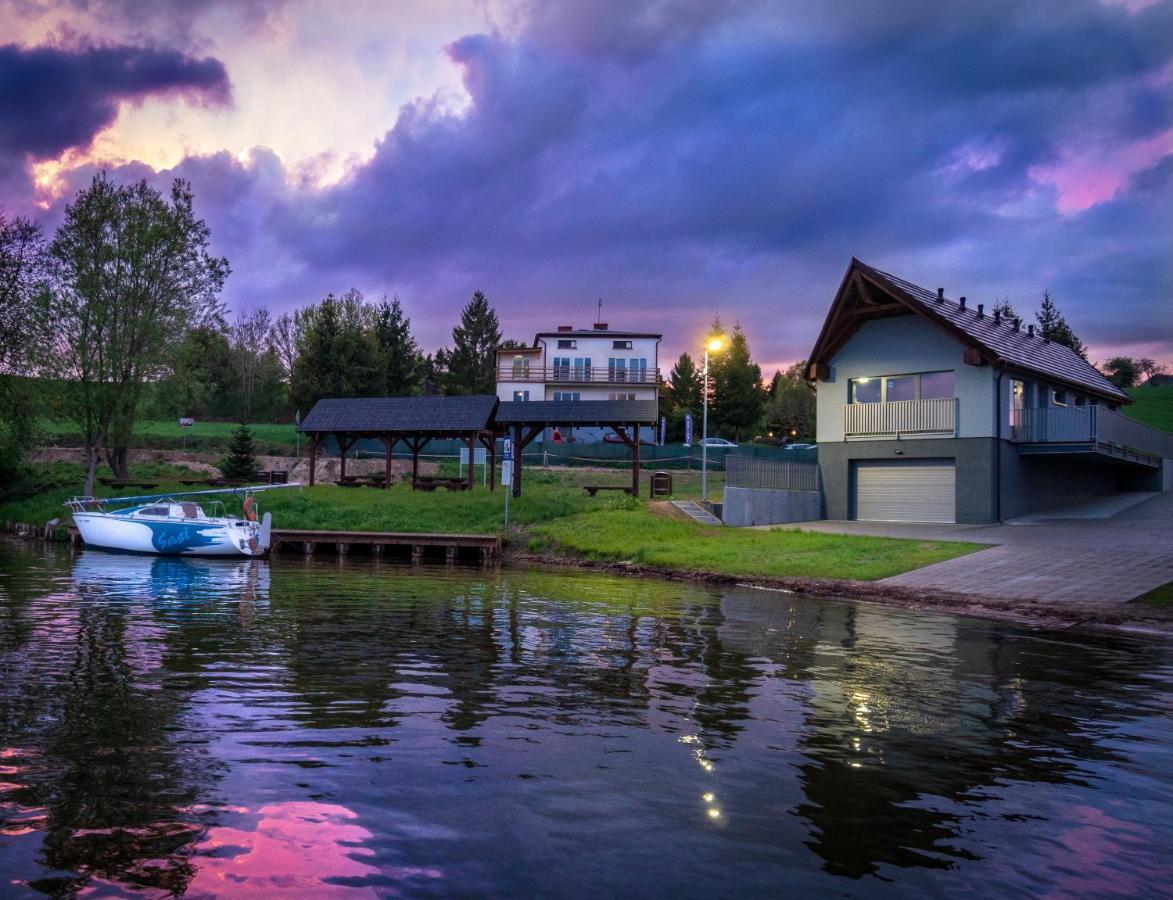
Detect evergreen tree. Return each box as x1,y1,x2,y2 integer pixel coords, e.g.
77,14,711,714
992,299,1019,323
444,291,501,395
290,289,383,411
374,295,423,395
710,323,767,441
220,422,258,479
667,352,703,413
1035,290,1087,359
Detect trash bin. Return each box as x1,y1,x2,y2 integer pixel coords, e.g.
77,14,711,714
650,471,672,498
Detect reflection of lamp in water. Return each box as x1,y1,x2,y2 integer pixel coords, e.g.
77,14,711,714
701,335,726,503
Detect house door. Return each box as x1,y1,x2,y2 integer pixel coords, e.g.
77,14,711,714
853,459,956,524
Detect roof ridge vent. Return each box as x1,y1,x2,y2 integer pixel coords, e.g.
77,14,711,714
1028,324,1035,337
936,288,944,302
976,302,983,318
993,309,1002,324
1013,318,1021,331
557,324,573,332
959,296,966,310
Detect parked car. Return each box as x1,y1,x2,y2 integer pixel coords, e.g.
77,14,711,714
699,437,739,448
603,433,657,447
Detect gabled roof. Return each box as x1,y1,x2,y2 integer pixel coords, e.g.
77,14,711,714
299,396,498,434
808,259,1129,403
535,330,662,340
495,399,658,426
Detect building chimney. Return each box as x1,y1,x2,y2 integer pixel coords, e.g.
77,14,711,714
959,296,967,310
557,325,573,332
1013,318,1021,331
976,302,984,317
993,309,1002,324
1028,324,1035,337
593,322,608,331
936,288,945,302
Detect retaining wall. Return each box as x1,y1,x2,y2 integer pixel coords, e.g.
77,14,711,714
721,487,822,527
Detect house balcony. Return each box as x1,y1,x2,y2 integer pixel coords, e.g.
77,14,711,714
844,398,958,440
496,365,661,385
1011,406,1172,468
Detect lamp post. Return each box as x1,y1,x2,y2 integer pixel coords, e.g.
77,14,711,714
701,336,725,504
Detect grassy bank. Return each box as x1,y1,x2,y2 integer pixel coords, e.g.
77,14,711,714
39,419,300,454
528,506,980,581
1125,385,1173,431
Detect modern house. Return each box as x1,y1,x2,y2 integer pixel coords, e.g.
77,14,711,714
495,321,661,442
806,259,1172,524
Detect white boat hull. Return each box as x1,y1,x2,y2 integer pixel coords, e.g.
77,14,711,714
74,512,270,557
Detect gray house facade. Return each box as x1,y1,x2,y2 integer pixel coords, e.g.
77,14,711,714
807,260,1172,524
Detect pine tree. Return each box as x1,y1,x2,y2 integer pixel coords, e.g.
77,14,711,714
220,423,258,479
667,352,703,412
1035,290,1087,359
444,291,501,395
992,299,1019,323
374,295,423,395
710,324,767,441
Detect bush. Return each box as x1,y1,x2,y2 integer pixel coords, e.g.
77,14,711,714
219,423,259,479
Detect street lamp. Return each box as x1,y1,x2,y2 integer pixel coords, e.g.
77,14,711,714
701,336,725,504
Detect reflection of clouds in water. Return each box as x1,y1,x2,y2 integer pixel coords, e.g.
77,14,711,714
70,552,270,615
187,801,439,897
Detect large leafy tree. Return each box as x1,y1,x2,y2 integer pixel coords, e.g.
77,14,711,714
710,323,767,441
765,360,816,442
444,290,501,395
290,289,383,411
232,308,272,420
1103,356,1140,389
268,309,302,383
49,174,229,493
373,295,424,395
1035,290,1086,359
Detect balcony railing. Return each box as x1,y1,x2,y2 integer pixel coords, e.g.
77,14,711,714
844,398,957,439
496,365,661,385
1012,406,1173,460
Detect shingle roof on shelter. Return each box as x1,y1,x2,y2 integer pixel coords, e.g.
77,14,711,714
299,396,498,434
495,400,658,426
810,259,1129,403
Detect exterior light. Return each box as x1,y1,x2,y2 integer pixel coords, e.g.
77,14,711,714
857,377,870,383
705,337,725,354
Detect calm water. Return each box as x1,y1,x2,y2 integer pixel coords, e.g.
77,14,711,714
1,543,1171,897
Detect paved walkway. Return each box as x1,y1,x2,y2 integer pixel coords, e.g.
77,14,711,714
791,491,1173,605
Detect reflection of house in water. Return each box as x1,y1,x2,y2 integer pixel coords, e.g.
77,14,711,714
716,590,1165,879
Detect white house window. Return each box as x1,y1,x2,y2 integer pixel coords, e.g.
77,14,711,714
612,340,633,349
511,356,530,379
573,357,592,380
557,339,577,349
512,390,530,401
553,391,580,401
608,358,627,381
553,357,571,380
609,392,636,400
849,371,954,403
1052,389,1068,407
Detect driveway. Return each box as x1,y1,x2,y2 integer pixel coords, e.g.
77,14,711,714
790,491,1173,606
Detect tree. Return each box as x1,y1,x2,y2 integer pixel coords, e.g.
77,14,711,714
373,295,423,395
232,308,271,419
710,323,767,441
1035,290,1086,359
290,289,383,412
49,174,229,494
1137,358,1166,384
268,310,302,383
151,324,234,419
1103,356,1140,389
992,299,1019,323
219,422,258,479
667,352,703,413
765,360,816,442
444,291,501,395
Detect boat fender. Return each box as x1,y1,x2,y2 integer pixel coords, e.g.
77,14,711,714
258,512,272,552
243,495,258,522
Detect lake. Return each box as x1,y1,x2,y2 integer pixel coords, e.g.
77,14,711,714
1,542,1171,897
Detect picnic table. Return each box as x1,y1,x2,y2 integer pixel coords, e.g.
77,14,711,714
582,485,635,497
98,478,159,490
413,477,471,492
337,474,391,488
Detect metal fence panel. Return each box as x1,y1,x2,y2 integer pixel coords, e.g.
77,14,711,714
725,454,820,492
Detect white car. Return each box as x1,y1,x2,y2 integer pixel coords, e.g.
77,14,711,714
699,437,739,448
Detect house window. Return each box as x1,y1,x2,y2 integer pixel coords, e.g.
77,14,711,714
629,358,648,382
1074,395,1086,407
609,392,636,400
573,357,592,380
512,390,530,401
849,371,955,403
553,391,580,401
553,357,571,380
1052,389,1068,407
849,378,882,404
612,340,633,349
919,371,954,400
511,356,530,379
884,375,917,402
557,339,577,349
608,358,627,381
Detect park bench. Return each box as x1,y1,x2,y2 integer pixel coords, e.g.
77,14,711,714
582,485,635,497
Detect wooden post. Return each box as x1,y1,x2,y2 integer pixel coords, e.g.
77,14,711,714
382,435,395,489
466,435,476,490
338,434,349,482
632,423,641,496
480,433,496,491
412,544,423,563
308,434,318,486
304,540,314,556
411,437,421,488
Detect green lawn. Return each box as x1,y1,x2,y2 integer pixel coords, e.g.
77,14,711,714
1125,385,1173,431
39,419,300,454
1133,581,1173,608
529,506,981,582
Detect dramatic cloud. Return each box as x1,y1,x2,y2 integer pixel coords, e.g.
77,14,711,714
5,0,1172,366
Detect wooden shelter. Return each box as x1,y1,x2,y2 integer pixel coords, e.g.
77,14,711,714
297,396,500,490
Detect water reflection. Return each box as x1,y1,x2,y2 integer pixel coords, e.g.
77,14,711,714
0,544,1170,895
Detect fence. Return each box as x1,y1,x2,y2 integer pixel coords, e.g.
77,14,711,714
725,454,820,492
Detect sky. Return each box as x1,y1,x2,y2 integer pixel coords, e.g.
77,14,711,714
2,0,1171,374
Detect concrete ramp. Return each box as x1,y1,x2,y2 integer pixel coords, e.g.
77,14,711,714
671,500,723,526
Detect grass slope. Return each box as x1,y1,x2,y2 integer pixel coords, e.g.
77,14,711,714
39,419,300,454
529,506,981,582
1125,385,1173,431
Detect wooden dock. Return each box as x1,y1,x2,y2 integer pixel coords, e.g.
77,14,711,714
271,529,500,562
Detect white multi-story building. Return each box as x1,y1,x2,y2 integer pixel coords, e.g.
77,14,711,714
496,321,662,442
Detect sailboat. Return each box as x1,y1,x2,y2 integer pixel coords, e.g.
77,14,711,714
66,484,300,557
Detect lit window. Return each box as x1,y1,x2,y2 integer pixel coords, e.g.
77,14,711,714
557,339,577,349
850,378,882,403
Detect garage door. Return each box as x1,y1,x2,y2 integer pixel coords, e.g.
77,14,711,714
854,460,956,523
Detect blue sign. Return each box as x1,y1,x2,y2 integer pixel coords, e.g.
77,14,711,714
503,438,514,461
684,413,694,446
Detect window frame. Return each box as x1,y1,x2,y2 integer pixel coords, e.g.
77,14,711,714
848,370,955,404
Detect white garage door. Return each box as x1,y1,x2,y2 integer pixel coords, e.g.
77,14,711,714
854,460,956,524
